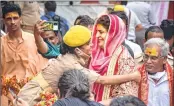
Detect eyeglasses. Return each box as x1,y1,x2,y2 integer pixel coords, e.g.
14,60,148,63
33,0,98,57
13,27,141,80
143,54,164,61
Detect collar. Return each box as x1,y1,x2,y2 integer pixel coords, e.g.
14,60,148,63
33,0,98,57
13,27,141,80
46,11,55,17
148,71,168,85
61,53,86,67
6,30,26,43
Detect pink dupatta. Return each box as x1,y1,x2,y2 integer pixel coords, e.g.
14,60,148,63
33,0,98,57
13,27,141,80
89,14,126,74
89,14,127,101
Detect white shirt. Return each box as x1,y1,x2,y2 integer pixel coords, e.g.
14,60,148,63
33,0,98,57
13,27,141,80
125,40,142,57
124,7,141,41
127,2,156,29
148,72,170,106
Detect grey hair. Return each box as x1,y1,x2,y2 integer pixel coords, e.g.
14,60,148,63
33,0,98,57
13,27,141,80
144,38,169,57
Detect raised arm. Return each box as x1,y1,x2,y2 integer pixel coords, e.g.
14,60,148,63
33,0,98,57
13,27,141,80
34,20,48,53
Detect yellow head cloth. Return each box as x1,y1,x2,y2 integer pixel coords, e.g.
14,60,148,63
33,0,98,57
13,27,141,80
145,47,159,56
114,5,125,12
63,25,91,47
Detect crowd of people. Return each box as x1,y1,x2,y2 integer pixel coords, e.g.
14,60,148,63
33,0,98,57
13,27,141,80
1,1,173,106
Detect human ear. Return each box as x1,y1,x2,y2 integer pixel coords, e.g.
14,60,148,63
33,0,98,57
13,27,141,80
74,48,82,55
162,56,168,64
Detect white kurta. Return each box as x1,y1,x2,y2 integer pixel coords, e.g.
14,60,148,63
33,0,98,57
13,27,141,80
148,72,170,106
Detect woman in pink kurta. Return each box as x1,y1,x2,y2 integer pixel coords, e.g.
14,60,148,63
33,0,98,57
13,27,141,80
89,14,138,101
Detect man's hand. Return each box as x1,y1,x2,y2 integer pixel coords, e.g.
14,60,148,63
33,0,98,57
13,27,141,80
33,20,49,53
34,20,46,37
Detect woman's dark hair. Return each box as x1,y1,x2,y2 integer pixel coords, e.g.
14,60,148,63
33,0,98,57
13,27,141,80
74,15,94,27
97,15,110,31
58,69,90,100
60,39,87,55
44,1,57,12
2,3,21,18
59,42,76,55
145,26,164,41
110,95,146,106
160,19,174,40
